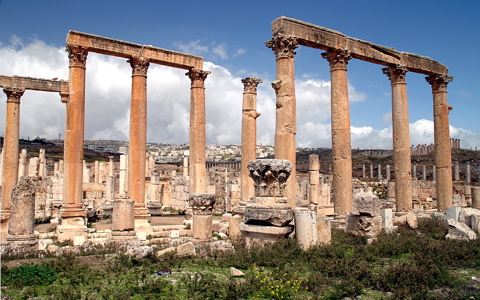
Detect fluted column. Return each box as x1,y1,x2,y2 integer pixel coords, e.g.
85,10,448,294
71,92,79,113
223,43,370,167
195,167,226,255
322,49,353,215
383,64,412,212
427,74,454,211
240,77,262,205
186,69,210,193
1,87,25,216
266,34,298,208
127,56,150,217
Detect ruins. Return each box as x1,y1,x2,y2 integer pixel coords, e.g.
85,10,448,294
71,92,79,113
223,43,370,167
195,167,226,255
1,17,479,253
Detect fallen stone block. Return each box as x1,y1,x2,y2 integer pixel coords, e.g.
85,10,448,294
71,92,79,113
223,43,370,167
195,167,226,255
446,219,477,241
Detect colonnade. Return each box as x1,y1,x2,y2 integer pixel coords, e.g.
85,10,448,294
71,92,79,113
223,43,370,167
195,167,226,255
267,17,454,214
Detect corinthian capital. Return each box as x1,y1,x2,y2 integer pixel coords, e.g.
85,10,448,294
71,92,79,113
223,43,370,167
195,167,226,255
248,159,292,197
266,34,298,59
382,64,408,84
66,44,88,68
3,86,25,103
186,69,210,88
242,76,262,93
128,56,150,76
426,74,453,92
321,49,351,70
189,193,216,215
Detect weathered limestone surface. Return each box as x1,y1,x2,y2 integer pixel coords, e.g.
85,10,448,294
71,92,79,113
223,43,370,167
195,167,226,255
446,218,477,240
112,199,135,231
353,187,381,217
189,193,215,239
248,159,292,198
472,187,480,209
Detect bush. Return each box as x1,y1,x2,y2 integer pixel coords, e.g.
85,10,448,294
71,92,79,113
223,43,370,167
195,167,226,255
2,263,57,287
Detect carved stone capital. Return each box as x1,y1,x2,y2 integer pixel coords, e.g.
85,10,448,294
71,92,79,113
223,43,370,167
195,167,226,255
248,159,292,197
3,86,25,103
189,193,216,215
66,44,88,68
321,49,351,70
382,64,407,84
242,76,262,93
266,34,298,59
186,68,211,88
128,56,150,76
426,74,453,92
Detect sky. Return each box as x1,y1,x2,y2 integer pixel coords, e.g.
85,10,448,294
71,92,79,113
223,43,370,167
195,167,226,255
0,0,479,150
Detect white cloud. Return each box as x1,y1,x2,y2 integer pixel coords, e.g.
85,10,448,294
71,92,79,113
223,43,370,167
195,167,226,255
1,39,479,152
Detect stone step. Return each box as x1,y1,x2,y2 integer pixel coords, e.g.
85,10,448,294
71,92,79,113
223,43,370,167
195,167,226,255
151,225,187,232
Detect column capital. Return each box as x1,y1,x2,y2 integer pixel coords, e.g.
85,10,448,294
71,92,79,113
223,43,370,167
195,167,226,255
241,76,262,93
186,68,210,88
66,44,88,68
266,34,298,59
382,64,408,84
321,49,351,70
128,56,150,76
426,74,453,92
3,86,25,103
189,193,216,215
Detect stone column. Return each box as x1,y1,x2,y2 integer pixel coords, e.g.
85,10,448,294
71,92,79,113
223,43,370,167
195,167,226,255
266,34,298,208
1,87,25,242
378,164,382,180
386,164,391,181
427,74,454,211
189,193,215,239
454,161,460,181
62,45,88,225
94,160,100,183
423,164,427,181
1,87,24,212
240,77,262,205
127,56,150,224
322,49,353,215
413,164,417,179
119,154,127,197
309,154,320,205
383,64,412,212
186,69,210,193
472,187,480,209
18,149,27,181
362,164,366,178
466,161,471,183
432,165,436,181
370,164,374,179
38,148,46,178
7,177,36,244
183,154,189,178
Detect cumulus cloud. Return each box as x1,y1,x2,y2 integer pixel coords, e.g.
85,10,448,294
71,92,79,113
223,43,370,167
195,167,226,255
1,38,479,151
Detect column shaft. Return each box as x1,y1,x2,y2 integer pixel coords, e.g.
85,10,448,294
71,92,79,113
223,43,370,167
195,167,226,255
63,45,88,217
322,49,353,215
128,56,149,211
427,74,453,211
1,87,24,213
266,34,298,208
186,69,210,193
383,65,412,211
241,77,262,204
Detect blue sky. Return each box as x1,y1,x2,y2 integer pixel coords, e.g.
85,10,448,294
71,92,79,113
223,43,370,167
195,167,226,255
1,0,479,149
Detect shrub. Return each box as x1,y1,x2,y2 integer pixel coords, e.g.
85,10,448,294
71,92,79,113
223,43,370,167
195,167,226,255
2,263,57,287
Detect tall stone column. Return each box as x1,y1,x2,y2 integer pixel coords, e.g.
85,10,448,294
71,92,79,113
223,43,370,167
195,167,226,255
427,74,453,211
322,49,353,215
127,56,150,222
454,161,460,181
266,34,298,208
466,161,471,183
186,69,210,193
386,164,391,181
18,149,27,181
383,64,412,212
240,77,262,205
309,154,320,205
1,87,25,241
58,45,88,241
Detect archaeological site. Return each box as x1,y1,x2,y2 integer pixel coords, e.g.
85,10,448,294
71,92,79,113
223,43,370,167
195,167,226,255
1,16,480,261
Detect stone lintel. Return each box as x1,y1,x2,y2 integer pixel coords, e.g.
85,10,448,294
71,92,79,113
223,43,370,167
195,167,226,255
66,30,203,70
271,17,448,75
0,75,69,94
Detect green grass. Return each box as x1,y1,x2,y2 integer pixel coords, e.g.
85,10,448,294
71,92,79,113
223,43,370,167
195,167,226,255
1,217,480,299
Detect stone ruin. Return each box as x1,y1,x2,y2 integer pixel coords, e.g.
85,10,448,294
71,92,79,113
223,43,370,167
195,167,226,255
240,159,294,245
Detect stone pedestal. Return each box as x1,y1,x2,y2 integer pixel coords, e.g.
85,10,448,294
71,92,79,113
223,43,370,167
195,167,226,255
472,187,480,209
240,223,293,247
294,207,317,250
56,216,87,242
112,198,135,231
189,193,215,239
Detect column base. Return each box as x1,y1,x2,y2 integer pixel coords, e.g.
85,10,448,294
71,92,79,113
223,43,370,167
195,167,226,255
6,234,37,245
56,216,87,243
192,215,213,239
239,223,293,247
134,205,152,240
